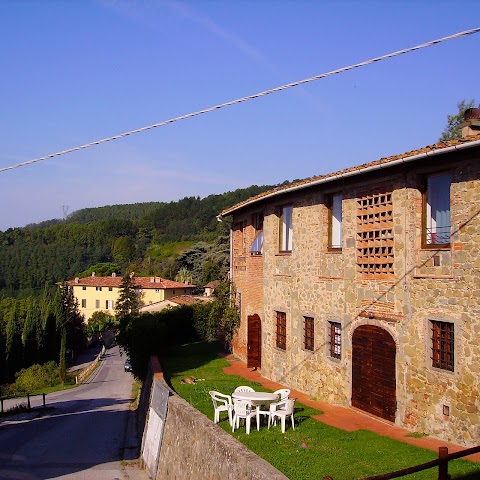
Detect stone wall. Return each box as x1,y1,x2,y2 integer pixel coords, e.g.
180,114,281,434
157,394,287,480
230,147,480,446
141,357,288,480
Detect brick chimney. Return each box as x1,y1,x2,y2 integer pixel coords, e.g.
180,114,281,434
460,108,480,138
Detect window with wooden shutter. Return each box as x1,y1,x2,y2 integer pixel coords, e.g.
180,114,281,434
356,190,394,279
276,311,287,350
304,316,314,351
431,320,454,371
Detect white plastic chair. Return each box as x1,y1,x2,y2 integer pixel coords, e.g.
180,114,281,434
209,391,233,427
273,388,290,401
268,398,296,433
232,398,256,434
260,388,290,418
233,385,255,393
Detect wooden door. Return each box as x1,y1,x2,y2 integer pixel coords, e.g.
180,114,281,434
247,314,261,369
352,325,396,422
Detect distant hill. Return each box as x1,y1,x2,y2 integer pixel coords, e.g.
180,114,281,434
0,184,280,298
65,202,163,224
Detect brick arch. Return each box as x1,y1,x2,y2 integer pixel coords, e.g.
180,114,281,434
352,324,396,422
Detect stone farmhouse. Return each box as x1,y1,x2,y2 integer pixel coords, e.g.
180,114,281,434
65,273,195,320
218,109,480,446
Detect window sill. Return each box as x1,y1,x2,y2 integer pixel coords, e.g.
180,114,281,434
276,251,292,256
420,244,450,250
413,274,457,280
429,365,456,376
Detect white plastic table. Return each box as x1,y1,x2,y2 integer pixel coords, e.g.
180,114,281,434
232,391,279,430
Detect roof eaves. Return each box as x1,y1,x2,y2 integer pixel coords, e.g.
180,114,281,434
218,137,480,218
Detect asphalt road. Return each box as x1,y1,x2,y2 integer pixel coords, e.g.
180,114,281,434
0,346,150,480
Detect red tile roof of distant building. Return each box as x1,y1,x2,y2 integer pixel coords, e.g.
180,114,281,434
63,274,195,289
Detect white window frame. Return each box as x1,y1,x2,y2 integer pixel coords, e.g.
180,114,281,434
330,194,342,249
280,205,293,252
425,173,451,246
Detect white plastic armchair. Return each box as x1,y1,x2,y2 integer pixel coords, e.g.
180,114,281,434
261,387,290,416
233,385,255,393
273,388,290,401
209,391,233,427
268,398,296,433
232,398,256,434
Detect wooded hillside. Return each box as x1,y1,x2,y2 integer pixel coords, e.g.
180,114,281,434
0,184,278,298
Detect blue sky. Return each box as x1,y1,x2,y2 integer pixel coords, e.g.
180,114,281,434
0,0,478,231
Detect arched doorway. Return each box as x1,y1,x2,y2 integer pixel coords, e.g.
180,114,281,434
247,314,261,369
352,325,396,422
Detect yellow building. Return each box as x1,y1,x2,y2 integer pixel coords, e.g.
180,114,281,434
65,273,195,320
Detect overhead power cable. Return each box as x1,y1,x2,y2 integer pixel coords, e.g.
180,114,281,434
1,27,479,174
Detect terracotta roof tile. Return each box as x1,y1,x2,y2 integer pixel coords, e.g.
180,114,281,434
219,134,480,217
64,275,195,289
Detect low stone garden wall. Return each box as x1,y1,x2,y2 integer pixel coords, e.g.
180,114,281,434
140,356,287,480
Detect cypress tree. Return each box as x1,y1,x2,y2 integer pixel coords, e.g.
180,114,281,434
5,304,23,382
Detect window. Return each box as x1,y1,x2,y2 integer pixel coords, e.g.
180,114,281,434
328,321,342,359
108,287,113,291
250,232,264,254
233,220,247,270
155,289,161,293
275,311,287,350
250,213,264,255
96,286,102,291
82,286,87,291
95,299,100,309
106,300,114,310
431,320,454,371
329,194,343,249
304,316,314,351
425,173,451,246
279,205,293,252
81,299,86,308
356,190,394,279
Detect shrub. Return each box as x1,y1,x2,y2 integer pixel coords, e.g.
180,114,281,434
14,361,60,393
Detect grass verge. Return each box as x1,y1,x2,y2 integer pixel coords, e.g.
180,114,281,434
160,341,480,480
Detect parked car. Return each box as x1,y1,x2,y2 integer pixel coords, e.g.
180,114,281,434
124,358,133,373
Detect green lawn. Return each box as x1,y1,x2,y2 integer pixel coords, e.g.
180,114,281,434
160,341,480,480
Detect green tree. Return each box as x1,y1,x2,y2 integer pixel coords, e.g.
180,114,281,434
59,327,67,384
78,263,120,278
112,236,135,266
175,267,193,284
86,310,117,337
22,298,41,367
0,308,6,385
59,283,86,357
192,280,240,351
439,99,478,142
5,304,23,381
115,273,140,320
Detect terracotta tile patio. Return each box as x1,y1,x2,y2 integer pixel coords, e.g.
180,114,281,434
221,354,480,463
